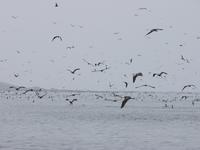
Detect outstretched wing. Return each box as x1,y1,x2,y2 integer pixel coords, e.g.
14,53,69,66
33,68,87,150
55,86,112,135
52,36,62,42
121,99,128,108
72,68,80,73
145,29,154,36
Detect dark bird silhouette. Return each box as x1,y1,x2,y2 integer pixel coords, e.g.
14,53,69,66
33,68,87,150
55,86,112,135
14,74,19,78
182,84,196,91
121,96,134,109
94,61,105,66
66,98,77,104
22,89,34,94
17,86,26,91
181,96,188,100
55,3,58,7
145,28,163,36
51,36,62,42
36,93,47,99
153,72,168,77
35,90,47,99
67,68,80,74
135,84,156,89
181,55,190,63
124,82,128,88
133,72,143,83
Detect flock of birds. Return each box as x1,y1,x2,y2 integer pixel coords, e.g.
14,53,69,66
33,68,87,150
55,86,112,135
0,3,199,109
48,3,197,92
0,84,198,109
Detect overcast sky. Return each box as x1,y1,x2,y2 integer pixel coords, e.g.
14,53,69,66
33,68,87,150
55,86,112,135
0,0,200,91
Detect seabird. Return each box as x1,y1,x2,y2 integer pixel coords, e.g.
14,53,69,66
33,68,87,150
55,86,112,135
145,28,163,36
51,36,62,42
55,3,58,7
153,72,168,77
121,96,134,109
133,72,143,83
67,68,80,74
124,82,128,88
182,84,196,91
66,98,77,104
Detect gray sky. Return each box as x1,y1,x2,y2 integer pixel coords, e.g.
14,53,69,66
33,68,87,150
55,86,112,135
0,0,200,91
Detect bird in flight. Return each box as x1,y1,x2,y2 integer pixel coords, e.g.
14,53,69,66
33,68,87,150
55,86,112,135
51,36,62,42
22,89,34,94
14,74,19,78
66,98,77,105
153,72,168,78
182,85,196,91
181,55,190,63
133,72,143,83
121,96,135,109
36,92,47,99
67,68,80,74
135,84,156,89
123,82,128,88
145,28,163,36
55,2,58,7
9,86,26,91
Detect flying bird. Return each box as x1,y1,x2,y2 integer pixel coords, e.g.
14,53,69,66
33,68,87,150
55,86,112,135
67,68,80,74
133,72,143,83
14,74,19,78
181,55,190,63
22,89,34,94
51,36,62,42
153,72,168,77
182,85,196,91
135,84,156,89
145,28,163,36
66,98,77,105
36,93,47,99
123,82,128,88
121,96,134,109
55,3,58,7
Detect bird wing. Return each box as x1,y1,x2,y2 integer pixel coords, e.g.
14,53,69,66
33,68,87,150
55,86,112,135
133,74,137,83
160,72,167,75
145,30,154,36
73,68,80,73
52,36,62,41
152,73,157,77
182,86,187,91
121,99,128,108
